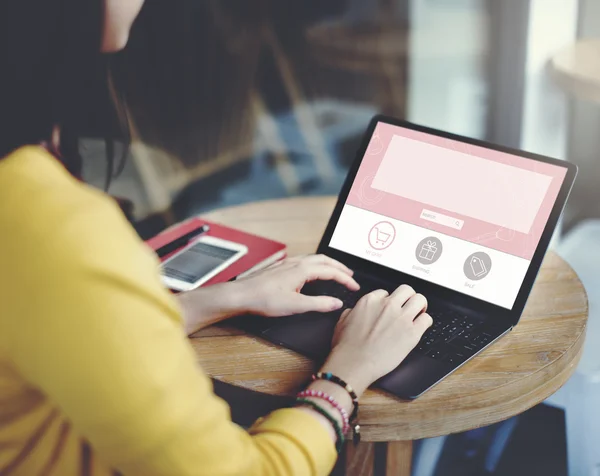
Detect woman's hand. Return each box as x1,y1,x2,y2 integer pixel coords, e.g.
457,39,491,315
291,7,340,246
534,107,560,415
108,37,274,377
177,254,359,334
234,254,360,317
320,285,433,397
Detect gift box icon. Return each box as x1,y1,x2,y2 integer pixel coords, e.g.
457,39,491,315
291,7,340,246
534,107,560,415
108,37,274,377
419,240,438,261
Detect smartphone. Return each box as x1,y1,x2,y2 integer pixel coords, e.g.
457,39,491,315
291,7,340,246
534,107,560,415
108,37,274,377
160,236,248,292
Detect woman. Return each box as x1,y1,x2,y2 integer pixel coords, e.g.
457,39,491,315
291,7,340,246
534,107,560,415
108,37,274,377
0,1,432,475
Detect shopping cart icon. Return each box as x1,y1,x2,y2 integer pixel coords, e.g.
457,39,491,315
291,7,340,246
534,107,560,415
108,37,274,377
368,221,396,250
374,227,391,245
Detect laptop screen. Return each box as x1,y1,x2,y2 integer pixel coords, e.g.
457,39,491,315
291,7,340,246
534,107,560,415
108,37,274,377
329,121,568,310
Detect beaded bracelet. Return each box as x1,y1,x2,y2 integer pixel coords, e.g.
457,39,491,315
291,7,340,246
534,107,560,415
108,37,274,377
312,372,361,444
312,372,358,422
296,398,345,453
297,389,350,434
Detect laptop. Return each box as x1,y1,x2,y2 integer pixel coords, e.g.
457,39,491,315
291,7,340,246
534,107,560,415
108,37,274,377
239,115,577,400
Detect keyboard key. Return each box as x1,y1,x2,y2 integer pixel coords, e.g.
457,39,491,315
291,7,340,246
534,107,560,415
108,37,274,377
427,349,446,360
414,310,499,363
474,335,492,347
423,338,436,347
450,337,479,352
442,352,467,365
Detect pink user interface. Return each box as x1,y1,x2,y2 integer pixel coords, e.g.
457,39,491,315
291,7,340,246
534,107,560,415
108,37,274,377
329,122,567,309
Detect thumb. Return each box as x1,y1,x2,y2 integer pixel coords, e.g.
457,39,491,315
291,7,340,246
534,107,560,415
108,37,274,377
340,308,352,320
288,294,344,314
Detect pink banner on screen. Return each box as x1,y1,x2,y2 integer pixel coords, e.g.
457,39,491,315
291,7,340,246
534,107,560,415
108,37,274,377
346,122,567,260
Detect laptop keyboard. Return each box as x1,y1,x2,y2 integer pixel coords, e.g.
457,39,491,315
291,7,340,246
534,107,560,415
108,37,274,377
303,279,497,366
415,309,495,364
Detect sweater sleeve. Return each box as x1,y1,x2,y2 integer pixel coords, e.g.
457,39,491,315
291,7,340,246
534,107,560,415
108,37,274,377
7,192,337,476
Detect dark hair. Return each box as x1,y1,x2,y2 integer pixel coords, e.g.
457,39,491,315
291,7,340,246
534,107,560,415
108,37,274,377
110,0,265,168
0,0,126,188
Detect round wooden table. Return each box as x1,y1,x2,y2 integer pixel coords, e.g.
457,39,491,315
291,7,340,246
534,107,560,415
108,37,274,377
190,197,588,476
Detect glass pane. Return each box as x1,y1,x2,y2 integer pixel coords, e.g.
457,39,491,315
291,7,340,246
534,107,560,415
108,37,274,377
106,0,496,233
95,0,593,242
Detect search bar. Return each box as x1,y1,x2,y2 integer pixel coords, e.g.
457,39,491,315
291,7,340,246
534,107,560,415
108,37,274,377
420,209,464,230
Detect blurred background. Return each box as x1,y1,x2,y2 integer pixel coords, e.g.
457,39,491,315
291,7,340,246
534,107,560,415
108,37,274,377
79,0,600,474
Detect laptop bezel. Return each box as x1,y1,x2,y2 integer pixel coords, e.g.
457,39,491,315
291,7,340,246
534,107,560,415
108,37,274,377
317,114,577,326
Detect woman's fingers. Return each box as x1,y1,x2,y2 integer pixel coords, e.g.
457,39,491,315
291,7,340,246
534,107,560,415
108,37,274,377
402,293,428,318
413,312,434,332
339,308,352,321
388,284,416,307
301,254,354,276
303,264,360,290
291,295,344,314
356,289,389,306
368,289,390,299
